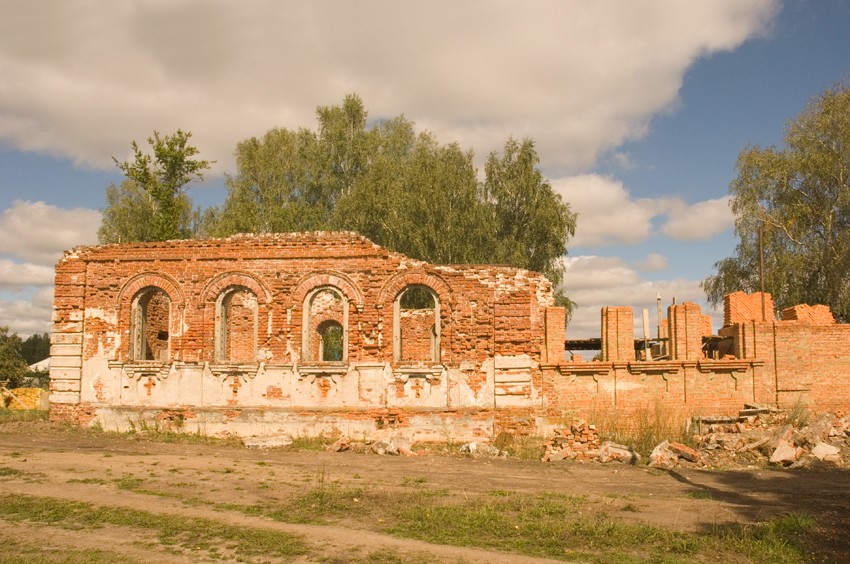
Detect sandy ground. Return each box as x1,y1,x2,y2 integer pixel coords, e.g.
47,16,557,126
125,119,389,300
1,422,848,562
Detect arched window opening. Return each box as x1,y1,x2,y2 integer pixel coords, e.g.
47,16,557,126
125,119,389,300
396,285,440,363
318,320,344,362
216,286,258,363
131,287,171,361
304,287,347,363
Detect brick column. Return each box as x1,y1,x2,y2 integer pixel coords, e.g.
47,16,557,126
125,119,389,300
543,307,565,364
601,306,634,361
668,302,702,360
49,256,86,421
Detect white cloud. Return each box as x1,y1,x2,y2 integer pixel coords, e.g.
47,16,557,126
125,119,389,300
555,175,735,247
554,175,670,246
661,196,734,240
0,200,98,336
0,200,100,265
634,253,669,272
0,0,777,174
0,288,53,336
0,259,54,288
563,255,719,338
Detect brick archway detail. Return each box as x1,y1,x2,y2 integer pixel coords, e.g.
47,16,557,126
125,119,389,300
117,272,185,308
378,270,452,309
290,271,363,308
201,271,271,304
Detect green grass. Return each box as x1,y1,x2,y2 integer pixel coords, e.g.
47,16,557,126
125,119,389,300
0,534,136,563
10,472,813,562
492,431,546,460
0,494,309,561
0,408,48,423
289,434,336,450
590,401,696,457
237,482,811,563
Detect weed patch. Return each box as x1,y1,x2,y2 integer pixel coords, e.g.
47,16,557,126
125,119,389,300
0,409,48,424
0,494,309,560
590,401,695,456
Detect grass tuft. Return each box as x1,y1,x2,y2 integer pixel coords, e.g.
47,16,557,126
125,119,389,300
0,494,309,560
0,408,48,424
590,401,694,456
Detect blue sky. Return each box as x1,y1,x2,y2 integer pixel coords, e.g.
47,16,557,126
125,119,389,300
1,0,849,337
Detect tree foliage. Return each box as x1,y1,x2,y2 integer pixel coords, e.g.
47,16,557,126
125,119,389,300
0,326,28,390
100,130,211,242
703,82,850,321
206,95,577,306
20,333,50,366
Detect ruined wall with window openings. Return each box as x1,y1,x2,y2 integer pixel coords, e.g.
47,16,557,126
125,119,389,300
50,232,850,441
49,232,563,440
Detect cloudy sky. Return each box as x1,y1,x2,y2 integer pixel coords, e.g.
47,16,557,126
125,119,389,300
1,0,849,338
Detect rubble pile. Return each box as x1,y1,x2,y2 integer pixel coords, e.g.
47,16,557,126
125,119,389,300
649,441,707,469
542,420,602,462
694,407,850,469
541,405,850,470
458,441,506,457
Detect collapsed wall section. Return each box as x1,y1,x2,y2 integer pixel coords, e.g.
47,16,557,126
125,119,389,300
545,291,850,424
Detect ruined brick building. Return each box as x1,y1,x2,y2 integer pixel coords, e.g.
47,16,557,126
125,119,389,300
49,232,850,440
49,232,566,439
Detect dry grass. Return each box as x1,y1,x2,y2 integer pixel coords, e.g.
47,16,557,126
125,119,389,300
588,401,695,456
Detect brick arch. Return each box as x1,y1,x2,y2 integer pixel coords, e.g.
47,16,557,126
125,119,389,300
289,271,363,309
379,270,452,364
201,271,271,304
117,272,185,308
378,270,452,310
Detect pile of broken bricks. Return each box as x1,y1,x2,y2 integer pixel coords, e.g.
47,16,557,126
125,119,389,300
542,420,641,464
693,408,849,469
542,406,849,470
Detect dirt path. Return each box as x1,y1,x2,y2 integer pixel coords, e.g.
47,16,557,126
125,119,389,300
2,422,849,562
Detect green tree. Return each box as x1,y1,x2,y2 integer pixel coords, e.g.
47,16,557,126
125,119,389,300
703,82,850,321
333,121,494,264
209,95,577,312
20,333,50,366
101,130,211,242
0,326,28,390
484,137,577,288
207,95,373,236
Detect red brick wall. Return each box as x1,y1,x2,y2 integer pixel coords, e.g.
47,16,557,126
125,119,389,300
399,309,434,362
724,291,775,325
601,306,633,361
781,303,835,324
668,302,703,361
51,231,553,382
224,288,256,363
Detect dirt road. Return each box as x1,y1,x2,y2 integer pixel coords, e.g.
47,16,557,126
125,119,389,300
1,422,848,562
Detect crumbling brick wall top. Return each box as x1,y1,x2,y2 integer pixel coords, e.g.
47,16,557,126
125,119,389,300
781,304,835,325
724,291,775,326
61,231,392,263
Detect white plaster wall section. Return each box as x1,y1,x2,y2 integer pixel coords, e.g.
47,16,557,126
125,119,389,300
80,357,112,403
84,307,117,326
493,354,537,407
175,364,204,406
354,364,385,405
